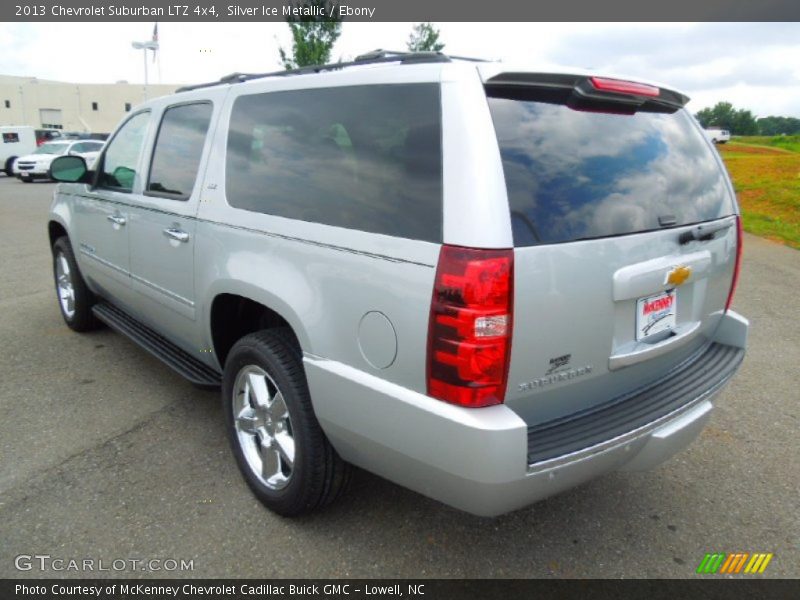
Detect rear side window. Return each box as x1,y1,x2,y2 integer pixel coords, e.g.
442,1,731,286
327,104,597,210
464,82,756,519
226,84,442,243
487,93,735,246
3,132,19,143
148,102,213,199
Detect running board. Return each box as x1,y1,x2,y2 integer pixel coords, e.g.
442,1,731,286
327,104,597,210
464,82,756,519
92,302,222,387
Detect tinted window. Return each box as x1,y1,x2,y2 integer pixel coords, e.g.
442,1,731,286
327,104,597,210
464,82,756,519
487,94,735,246
98,111,150,192
147,102,213,199
226,84,442,242
3,132,19,143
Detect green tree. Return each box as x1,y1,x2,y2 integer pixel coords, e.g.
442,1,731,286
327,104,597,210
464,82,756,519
757,116,800,136
694,101,758,135
278,0,342,70
695,101,735,129
732,108,758,135
406,22,445,52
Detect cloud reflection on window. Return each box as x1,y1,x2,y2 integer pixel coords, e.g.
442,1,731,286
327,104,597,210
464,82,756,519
489,97,734,246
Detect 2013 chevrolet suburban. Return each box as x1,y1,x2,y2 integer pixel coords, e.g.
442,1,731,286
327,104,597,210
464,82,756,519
47,50,748,517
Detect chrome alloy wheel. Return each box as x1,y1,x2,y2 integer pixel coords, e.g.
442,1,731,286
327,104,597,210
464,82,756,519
55,251,76,319
232,365,295,490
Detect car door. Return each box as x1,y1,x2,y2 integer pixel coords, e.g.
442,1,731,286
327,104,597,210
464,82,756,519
72,111,152,305
125,100,215,350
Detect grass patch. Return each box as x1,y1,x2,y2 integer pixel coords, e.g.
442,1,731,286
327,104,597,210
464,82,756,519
730,135,800,153
717,143,800,249
741,213,800,247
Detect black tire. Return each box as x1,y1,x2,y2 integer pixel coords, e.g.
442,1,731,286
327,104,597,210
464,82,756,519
52,236,100,332
223,329,351,516
4,157,17,177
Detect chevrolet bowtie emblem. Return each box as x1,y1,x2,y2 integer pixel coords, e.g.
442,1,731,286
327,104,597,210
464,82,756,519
666,265,692,287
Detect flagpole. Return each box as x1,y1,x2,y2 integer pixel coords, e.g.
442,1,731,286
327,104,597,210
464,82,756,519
131,39,158,102
153,22,161,84
143,49,149,100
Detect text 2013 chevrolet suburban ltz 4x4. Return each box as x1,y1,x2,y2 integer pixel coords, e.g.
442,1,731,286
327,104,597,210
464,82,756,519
47,51,748,517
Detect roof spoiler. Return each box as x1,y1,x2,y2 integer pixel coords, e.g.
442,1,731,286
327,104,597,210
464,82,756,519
485,72,689,113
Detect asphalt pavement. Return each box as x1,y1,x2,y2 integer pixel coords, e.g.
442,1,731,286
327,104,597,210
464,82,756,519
0,175,797,578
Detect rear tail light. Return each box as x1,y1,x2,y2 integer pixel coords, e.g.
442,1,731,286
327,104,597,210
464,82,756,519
725,216,743,312
427,245,513,408
590,77,660,98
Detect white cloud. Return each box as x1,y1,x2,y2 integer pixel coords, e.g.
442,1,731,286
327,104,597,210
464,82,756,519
0,22,798,117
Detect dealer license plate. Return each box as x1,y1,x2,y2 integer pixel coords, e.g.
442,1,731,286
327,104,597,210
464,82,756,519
636,289,676,341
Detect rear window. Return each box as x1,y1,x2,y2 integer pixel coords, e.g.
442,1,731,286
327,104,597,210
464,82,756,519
487,93,735,246
226,84,442,243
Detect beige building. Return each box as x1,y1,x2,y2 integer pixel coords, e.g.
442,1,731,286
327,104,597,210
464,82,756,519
0,74,179,134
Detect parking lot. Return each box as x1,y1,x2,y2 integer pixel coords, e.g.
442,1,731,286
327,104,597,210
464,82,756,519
0,175,797,579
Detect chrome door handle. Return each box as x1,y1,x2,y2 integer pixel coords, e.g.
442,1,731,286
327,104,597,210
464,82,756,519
163,228,189,243
107,214,126,226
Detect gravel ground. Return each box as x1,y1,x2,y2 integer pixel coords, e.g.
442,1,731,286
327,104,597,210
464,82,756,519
0,176,797,579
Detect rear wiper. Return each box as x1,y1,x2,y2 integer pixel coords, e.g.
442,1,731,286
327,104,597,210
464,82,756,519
678,220,733,245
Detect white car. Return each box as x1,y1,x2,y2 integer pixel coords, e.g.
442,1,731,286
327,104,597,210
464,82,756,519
14,140,104,182
704,128,731,144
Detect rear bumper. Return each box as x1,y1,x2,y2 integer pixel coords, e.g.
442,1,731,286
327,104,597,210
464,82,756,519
305,310,748,516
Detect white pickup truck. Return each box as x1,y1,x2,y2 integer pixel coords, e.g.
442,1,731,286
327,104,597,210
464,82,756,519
705,128,731,144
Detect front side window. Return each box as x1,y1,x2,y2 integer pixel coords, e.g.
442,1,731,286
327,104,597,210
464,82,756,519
225,84,442,242
147,102,213,199
97,112,150,192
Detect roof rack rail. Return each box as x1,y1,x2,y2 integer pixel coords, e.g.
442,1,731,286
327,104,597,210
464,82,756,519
176,49,487,93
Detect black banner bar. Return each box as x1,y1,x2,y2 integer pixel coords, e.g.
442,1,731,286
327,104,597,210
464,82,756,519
3,0,800,22
2,579,799,600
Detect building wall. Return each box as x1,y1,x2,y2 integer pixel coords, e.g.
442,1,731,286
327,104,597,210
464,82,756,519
0,75,179,134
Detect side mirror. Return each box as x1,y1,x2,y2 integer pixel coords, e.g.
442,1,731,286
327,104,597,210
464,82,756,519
50,155,91,183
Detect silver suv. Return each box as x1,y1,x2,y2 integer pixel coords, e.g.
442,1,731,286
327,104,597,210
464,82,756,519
47,51,748,517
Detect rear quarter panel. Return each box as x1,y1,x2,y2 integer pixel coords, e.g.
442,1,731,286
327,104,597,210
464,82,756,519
195,69,448,393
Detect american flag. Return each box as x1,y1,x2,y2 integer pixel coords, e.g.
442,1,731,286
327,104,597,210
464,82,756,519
151,23,159,62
